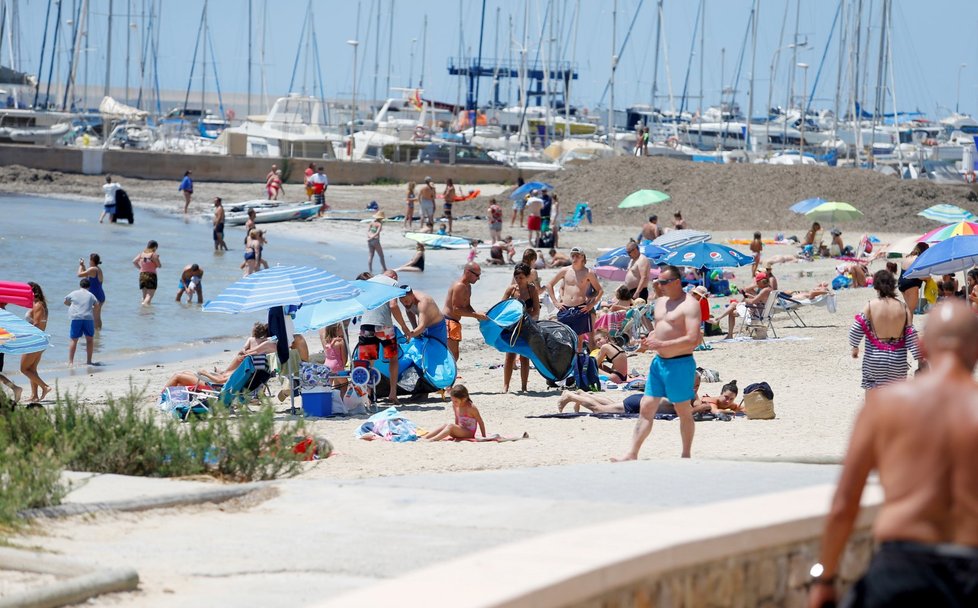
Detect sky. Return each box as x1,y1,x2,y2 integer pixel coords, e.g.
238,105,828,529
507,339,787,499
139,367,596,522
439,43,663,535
8,0,978,120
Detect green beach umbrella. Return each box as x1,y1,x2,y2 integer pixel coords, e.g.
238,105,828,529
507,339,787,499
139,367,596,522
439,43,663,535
804,201,863,223
617,189,671,209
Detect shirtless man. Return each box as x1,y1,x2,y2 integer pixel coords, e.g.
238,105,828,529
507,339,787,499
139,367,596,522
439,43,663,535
212,198,228,251
714,275,773,339
641,215,661,242
525,190,544,244
624,240,651,300
548,248,571,267
809,301,978,608
400,288,447,345
614,265,701,460
418,177,437,228
442,263,489,360
546,247,603,350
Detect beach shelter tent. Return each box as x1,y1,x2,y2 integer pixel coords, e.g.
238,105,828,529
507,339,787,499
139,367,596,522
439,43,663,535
652,229,712,249
790,197,827,214
479,299,576,382
0,309,50,355
617,190,671,209
903,236,978,279
917,220,978,244
917,204,976,223
292,281,408,333
804,202,863,223
366,328,457,397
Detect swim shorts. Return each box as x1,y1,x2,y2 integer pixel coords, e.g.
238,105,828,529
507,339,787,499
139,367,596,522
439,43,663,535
446,318,462,342
213,222,224,241
557,305,592,336
69,319,95,339
843,541,978,607
443,203,453,218
623,393,642,414
644,354,697,404
359,325,398,360
139,272,158,290
898,276,923,293
489,221,502,233
421,199,435,219
527,215,542,231
420,319,448,345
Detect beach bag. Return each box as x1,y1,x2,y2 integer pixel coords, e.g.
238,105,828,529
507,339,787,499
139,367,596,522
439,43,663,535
571,353,601,392
743,381,775,419
535,231,555,248
831,275,851,290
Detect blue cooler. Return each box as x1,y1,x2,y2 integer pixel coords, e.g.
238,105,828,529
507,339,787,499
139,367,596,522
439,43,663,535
302,389,333,417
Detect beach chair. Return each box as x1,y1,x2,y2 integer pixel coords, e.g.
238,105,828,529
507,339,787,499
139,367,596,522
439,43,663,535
774,292,836,328
186,355,276,416
738,291,780,339
561,202,591,231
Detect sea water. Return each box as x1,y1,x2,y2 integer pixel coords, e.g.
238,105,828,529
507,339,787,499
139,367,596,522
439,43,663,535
0,194,462,379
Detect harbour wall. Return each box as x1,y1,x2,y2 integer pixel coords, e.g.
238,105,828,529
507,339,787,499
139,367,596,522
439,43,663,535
0,144,542,185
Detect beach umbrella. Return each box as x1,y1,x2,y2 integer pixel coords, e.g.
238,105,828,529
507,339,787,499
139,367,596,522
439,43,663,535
0,309,50,355
509,181,554,200
293,281,408,333
917,204,976,223
804,201,863,223
903,236,978,279
659,242,754,270
917,220,978,244
617,189,671,209
652,229,712,249
596,242,670,266
203,266,360,314
790,197,827,214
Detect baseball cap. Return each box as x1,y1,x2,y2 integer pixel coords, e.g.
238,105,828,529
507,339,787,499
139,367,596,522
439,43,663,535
570,247,585,256
755,272,768,281
691,285,709,297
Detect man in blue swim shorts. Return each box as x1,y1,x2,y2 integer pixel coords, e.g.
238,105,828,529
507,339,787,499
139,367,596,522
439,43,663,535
64,278,99,367
614,265,703,460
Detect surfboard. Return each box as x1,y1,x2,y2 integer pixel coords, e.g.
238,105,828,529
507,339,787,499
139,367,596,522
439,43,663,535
404,232,475,250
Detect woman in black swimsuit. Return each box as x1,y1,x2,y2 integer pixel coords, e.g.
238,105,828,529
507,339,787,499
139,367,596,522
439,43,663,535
501,263,540,393
592,328,628,384
898,242,929,319
396,243,426,273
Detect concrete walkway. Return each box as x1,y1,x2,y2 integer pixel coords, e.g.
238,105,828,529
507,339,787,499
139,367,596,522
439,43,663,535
13,460,842,607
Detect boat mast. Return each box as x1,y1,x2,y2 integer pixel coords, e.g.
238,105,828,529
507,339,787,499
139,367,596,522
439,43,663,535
125,0,131,104
385,0,394,98
697,0,704,147
745,0,759,153
608,0,616,151
419,14,427,89
869,0,888,166
785,0,801,154
104,0,113,99
247,0,252,117
649,0,662,112
63,0,88,111
373,0,380,108
566,0,579,139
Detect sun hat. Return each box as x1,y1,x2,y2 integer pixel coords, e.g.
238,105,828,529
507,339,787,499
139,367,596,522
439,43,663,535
373,211,386,220
691,285,709,298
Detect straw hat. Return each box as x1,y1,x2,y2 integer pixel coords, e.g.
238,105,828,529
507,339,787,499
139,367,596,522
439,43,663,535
373,211,386,220
691,285,709,298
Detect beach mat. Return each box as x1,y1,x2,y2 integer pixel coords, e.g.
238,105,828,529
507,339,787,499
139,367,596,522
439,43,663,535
526,412,639,420
458,432,530,442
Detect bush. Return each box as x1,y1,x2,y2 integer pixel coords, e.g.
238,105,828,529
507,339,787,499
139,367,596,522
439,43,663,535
0,388,312,525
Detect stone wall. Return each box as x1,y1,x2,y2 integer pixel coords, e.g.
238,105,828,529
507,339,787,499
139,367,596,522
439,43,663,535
568,528,874,608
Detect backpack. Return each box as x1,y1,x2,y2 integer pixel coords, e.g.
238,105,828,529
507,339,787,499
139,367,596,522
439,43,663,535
535,231,555,248
570,352,601,392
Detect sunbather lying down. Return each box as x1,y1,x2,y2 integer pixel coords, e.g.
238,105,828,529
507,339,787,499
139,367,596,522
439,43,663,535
557,375,710,416
164,322,280,388
780,282,831,301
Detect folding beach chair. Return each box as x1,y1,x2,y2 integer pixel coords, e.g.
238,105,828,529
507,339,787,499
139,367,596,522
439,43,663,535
561,202,591,231
738,291,780,339
182,355,276,418
774,292,837,328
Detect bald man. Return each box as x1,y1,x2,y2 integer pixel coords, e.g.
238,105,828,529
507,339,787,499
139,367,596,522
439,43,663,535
442,263,488,360
809,301,978,608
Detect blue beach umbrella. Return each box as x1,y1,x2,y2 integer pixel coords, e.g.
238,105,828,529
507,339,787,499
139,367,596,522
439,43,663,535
0,309,50,355
652,229,712,249
293,281,408,333
203,266,361,314
509,181,554,200
597,242,670,267
659,242,754,270
790,197,827,214
903,235,978,279
917,204,977,224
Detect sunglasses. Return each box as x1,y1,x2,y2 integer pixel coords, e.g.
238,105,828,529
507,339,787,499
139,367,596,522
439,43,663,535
656,277,678,285
468,269,481,278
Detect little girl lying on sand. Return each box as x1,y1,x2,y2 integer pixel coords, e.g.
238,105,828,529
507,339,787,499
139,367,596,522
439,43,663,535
425,385,486,441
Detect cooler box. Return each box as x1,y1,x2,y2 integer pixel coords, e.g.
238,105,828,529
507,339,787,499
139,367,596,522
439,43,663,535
302,388,334,417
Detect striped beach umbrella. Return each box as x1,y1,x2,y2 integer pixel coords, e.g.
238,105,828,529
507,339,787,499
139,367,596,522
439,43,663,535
652,229,712,249
203,266,361,314
917,204,976,223
617,189,671,209
0,309,50,355
917,220,978,244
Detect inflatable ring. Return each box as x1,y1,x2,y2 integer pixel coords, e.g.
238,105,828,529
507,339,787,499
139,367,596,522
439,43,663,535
666,135,679,148
414,125,427,140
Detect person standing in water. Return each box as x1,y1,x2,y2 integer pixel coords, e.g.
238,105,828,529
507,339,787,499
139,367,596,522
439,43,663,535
132,240,161,306
99,175,121,223
20,282,51,402
212,197,228,251
178,170,193,214
366,211,388,273
77,253,106,330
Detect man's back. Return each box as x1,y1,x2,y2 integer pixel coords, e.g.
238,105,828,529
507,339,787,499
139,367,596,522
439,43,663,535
870,373,978,547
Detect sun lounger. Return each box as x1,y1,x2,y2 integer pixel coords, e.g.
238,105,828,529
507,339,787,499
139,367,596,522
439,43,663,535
774,292,837,327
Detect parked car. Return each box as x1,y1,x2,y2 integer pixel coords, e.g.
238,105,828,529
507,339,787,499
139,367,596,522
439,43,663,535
416,143,504,165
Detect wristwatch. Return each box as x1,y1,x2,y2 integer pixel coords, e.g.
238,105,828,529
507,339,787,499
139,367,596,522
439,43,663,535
809,563,837,586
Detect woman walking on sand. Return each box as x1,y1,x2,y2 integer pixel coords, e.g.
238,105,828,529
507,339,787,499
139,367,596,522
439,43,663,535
404,182,417,229
20,282,51,402
366,211,388,273
77,253,106,329
899,242,929,318
132,240,161,306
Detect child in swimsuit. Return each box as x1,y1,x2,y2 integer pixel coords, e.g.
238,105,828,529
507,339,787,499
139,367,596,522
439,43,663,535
424,384,486,441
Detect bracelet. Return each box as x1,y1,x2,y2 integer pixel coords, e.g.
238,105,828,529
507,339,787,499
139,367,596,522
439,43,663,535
811,575,837,586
